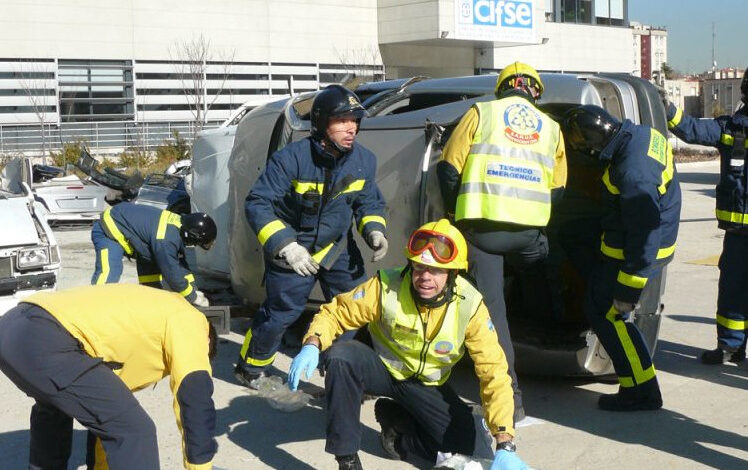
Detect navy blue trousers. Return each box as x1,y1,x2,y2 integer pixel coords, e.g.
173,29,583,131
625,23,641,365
90,222,125,285
0,304,158,470
716,232,748,351
237,248,366,374
323,340,494,461
585,258,659,390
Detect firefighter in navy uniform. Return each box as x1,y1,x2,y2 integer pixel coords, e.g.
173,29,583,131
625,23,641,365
437,62,567,421
91,202,217,307
0,284,217,470
563,105,681,411
288,220,527,470
235,84,388,388
662,68,748,364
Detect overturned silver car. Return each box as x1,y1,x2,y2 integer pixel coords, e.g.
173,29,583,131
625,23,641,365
193,72,669,377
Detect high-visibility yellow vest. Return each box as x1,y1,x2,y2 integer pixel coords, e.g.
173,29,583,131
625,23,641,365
368,268,483,385
455,97,560,227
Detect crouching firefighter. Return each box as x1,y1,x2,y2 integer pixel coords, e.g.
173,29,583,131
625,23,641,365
91,202,216,307
288,220,529,470
0,284,218,470
235,84,389,389
563,105,681,411
662,68,748,364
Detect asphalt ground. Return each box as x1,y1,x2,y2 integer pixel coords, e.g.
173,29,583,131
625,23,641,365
0,160,746,469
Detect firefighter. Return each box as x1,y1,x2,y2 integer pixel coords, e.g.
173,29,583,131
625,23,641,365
0,284,217,470
235,84,388,389
661,68,748,364
437,61,567,421
288,220,527,470
90,202,216,307
563,105,681,411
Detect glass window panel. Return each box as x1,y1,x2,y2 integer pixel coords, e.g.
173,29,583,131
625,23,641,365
595,0,609,16
610,0,623,18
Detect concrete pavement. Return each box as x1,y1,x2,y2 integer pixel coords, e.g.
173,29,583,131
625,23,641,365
0,160,745,469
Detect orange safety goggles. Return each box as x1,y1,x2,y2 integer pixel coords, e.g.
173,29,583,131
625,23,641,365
407,230,458,263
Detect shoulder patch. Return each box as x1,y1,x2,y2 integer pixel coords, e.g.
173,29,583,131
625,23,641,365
647,129,668,166
352,289,365,300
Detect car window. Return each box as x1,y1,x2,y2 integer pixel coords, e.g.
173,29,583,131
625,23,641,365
589,80,624,121
369,92,481,117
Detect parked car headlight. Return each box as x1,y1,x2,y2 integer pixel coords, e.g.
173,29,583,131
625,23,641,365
17,247,50,269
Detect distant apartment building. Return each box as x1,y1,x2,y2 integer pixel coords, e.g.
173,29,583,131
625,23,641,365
701,68,744,117
631,22,667,81
663,78,701,117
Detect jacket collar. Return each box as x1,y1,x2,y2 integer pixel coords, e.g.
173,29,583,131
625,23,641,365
311,137,353,168
599,119,634,162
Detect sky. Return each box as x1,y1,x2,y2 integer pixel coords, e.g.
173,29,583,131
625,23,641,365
628,0,747,74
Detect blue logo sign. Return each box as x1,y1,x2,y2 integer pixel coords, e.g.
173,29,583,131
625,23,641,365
471,0,533,29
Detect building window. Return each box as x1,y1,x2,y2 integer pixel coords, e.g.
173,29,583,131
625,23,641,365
595,0,625,25
561,0,592,24
58,60,134,122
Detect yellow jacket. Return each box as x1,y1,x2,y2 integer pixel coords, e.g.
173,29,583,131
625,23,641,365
25,284,215,470
304,272,515,437
442,105,567,190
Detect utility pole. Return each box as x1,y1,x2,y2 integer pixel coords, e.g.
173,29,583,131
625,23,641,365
711,22,716,71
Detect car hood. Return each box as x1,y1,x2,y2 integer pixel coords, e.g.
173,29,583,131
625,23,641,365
0,198,40,247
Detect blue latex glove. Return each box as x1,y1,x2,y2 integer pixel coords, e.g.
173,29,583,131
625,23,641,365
490,450,529,470
288,344,320,391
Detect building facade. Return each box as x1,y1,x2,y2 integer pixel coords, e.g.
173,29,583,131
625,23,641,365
631,22,668,81
1,0,643,153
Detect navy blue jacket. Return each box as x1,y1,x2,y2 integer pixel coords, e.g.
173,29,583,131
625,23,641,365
246,137,386,269
598,120,682,304
666,103,748,233
102,202,197,302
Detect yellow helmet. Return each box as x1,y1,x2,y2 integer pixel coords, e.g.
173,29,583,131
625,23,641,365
405,219,468,270
495,61,544,97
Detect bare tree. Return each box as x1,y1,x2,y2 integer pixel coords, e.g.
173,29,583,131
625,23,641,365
333,45,385,88
16,61,56,163
169,34,236,132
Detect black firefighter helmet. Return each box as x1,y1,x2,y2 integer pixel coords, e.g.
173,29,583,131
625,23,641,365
741,67,748,104
180,212,217,250
562,105,622,158
310,84,367,142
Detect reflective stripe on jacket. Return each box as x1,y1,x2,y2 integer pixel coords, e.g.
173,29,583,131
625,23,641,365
598,120,682,304
98,202,196,301
667,104,748,234
303,269,514,436
368,268,482,385
246,137,386,269
24,284,217,469
455,97,561,227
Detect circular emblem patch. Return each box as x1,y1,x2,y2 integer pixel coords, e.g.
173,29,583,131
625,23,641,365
503,103,543,144
434,341,454,355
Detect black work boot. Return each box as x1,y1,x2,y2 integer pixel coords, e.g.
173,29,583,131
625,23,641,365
700,347,746,365
374,398,410,460
598,380,663,412
233,363,268,390
335,453,363,470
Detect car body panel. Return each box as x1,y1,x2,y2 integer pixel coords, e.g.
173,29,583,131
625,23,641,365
193,73,669,377
191,126,239,279
1,159,61,314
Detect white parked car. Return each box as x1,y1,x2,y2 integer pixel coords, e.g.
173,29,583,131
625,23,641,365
0,158,61,314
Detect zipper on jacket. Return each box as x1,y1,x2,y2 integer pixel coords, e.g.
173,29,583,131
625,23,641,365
414,308,434,380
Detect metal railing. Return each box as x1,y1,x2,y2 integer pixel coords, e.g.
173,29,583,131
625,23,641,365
0,120,221,156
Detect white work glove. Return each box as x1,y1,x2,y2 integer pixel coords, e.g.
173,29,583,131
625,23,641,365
279,242,319,277
613,299,637,314
192,290,209,308
367,231,388,262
